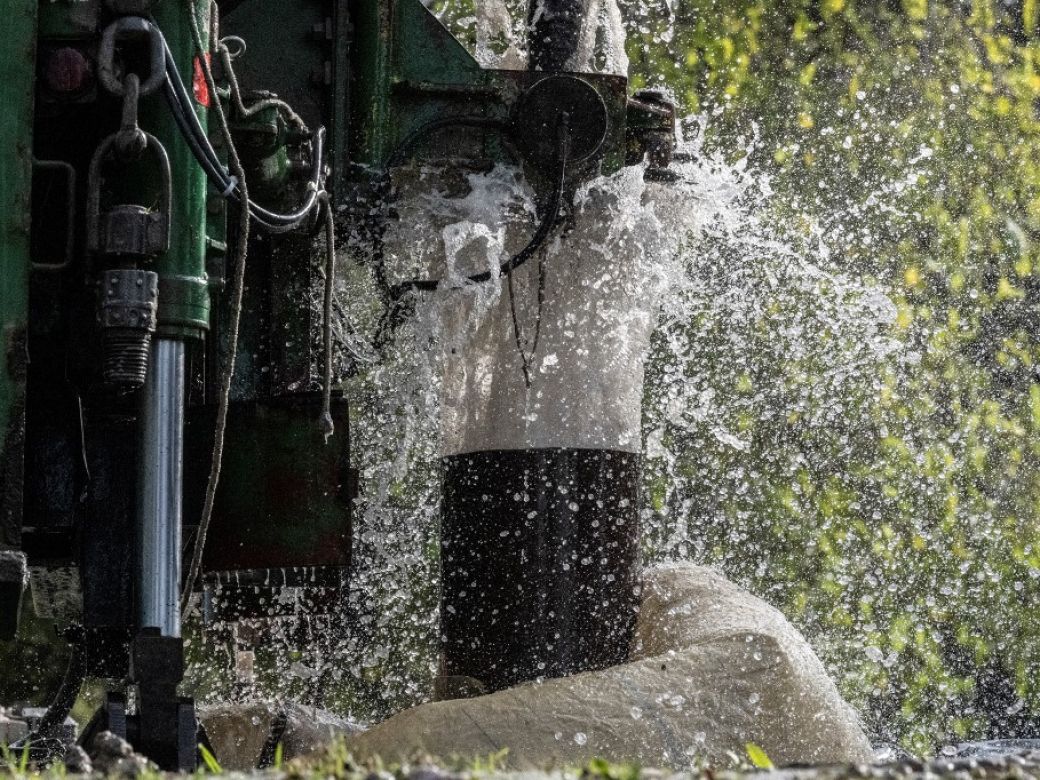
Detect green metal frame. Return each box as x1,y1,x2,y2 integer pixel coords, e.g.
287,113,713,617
346,0,630,178
145,0,212,341
0,0,36,556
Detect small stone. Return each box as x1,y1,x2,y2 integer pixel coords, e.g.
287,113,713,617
408,766,462,780
90,731,156,776
94,730,133,758
64,744,92,774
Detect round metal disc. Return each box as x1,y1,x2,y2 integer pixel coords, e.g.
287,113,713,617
510,75,609,171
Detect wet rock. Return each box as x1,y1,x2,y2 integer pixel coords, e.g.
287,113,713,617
89,730,155,776
201,702,272,771
92,730,133,758
349,564,873,769
0,708,29,744
63,744,92,774
201,701,361,771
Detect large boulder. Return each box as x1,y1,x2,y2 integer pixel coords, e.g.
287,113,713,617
201,702,359,771
348,564,872,768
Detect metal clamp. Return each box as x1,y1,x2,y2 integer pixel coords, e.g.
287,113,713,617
86,132,172,257
625,89,677,178
97,16,166,98
30,158,77,273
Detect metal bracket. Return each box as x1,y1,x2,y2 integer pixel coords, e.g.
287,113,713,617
86,132,172,257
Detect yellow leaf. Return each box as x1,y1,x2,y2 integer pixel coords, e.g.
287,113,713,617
746,743,775,769
1026,0,1039,36
997,276,1024,300
896,305,914,329
902,0,928,21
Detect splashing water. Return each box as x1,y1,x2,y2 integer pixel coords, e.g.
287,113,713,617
197,4,1040,759
183,113,908,722
177,0,1040,757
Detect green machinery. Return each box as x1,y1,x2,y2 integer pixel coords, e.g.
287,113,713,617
0,0,674,769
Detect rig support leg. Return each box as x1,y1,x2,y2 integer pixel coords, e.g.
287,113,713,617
132,338,196,771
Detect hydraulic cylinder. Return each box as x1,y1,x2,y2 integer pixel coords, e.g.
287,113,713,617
132,0,210,638
137,339,185,637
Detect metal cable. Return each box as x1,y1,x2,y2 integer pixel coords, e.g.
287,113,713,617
506,251,546,389
505,121,569,387
387,120,570,299
369,116,570,361
161,37,324,231
320,194,336,441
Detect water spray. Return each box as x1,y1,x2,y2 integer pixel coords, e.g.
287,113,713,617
0,0,673,768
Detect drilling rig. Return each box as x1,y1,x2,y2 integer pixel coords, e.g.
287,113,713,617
0,0,674,769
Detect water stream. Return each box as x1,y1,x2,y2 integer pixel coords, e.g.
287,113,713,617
187,0,1040,755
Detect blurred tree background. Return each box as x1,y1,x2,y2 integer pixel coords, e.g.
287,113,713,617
623,0,1040,754
417,0,1040,752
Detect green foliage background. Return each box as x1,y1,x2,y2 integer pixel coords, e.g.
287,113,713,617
624,0,1040,753
426,0,1040,751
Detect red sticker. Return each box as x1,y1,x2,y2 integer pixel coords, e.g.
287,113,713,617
192,54,211,107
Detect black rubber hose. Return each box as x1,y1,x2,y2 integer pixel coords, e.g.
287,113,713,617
527,0,585,72
383,115,509,170
165,81,324,232
8,633,87,761
386,118,570,299
163,75,292,231
162,40,324,231
36,638,86,736
256,709,289,769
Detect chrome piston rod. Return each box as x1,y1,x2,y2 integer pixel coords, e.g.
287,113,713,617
137,338,185,638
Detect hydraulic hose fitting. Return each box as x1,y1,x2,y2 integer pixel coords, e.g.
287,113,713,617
625,89,678,181
99,269,159,390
